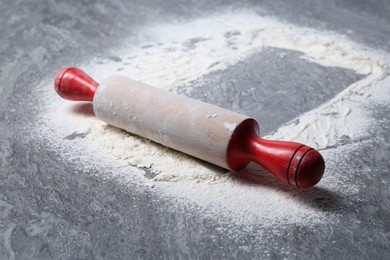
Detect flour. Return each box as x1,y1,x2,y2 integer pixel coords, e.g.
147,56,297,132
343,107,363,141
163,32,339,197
34,10,390,225
224,123,237,132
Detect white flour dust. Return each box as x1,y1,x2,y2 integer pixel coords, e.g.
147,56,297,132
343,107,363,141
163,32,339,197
34,11,390,225
224,123,237,132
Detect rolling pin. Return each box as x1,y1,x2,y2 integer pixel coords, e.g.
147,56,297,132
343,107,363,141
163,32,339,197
54,67,325,188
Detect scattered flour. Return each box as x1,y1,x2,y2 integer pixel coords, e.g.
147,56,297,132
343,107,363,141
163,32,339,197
224,123,237,132
34,11,390,225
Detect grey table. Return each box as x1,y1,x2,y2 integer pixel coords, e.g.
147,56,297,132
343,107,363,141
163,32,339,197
1,0,390,259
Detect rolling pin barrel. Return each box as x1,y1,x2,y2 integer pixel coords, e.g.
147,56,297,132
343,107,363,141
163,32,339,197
55,67,325,188
94,75,250,170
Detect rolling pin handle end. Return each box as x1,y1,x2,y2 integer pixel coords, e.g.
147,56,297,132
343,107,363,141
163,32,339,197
227,120,325,188
248,136,325,188
54,67,99,102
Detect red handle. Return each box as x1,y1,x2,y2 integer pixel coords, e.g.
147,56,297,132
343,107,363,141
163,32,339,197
54,67,99,101
227,119,325,188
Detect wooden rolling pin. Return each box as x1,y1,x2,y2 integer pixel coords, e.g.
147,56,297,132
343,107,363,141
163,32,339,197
54,67,325,188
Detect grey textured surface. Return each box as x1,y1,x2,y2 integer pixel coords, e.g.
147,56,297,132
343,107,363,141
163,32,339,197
1,0,390,259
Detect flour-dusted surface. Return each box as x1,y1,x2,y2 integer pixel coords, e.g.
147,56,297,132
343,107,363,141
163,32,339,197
35,11,389,226
2,1,390,259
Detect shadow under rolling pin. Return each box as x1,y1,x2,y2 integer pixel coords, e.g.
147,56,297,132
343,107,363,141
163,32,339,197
55,67,325,189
